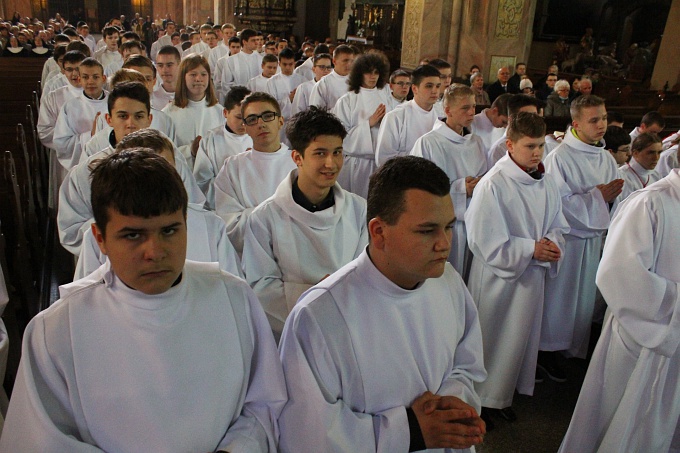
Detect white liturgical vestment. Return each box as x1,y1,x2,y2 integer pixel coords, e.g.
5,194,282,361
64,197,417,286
278,250,486,453
332,87,393,198
308,70,349,110
466,155,569,409
541,131,619,358
37,84,82,150
242,170,368,337
411,120,488,276
376,100,438,167
559,170,680,453
655,145,679,178
214,144,296,255
0,260,287,452
216,51,262,102
471,109,505,155
194,125,253,209
618,157,661,201
291,78,315,116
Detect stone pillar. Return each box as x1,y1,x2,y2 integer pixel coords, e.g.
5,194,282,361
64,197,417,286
401,0,454,69
651,0,680,91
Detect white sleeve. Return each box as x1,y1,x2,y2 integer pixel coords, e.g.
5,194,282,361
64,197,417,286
375,110,403,166
37,93,58,149
332,95,374,157
53,106,90,171
57,168,93,256
74,228,106,280
214,163,251,256
308,80,327,109
278,305,411,453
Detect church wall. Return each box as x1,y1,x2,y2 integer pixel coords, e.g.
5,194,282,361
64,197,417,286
651,0,680,90
2,0,33,20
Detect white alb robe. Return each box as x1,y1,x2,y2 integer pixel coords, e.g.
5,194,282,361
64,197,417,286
466,155,569,408
266,72,303,122
541,131,620,358
103,59,123,77
410,120,488,276
629,126,642,142
208,42,229,71
58,146,205,255
559,169,680,453
471,109,505,155
293,56,314,82
162,98,225,168
93,47,122,69
619,157,661,201
216,51,262,102
0,260,287,453
75,204,242,279
41,57,59,87
487,132,559,168
291,78,316,116
376,100,438,167
278,249,486,453
242,170,367,337
656,145,679,178
151,84,175,110
308,70,349,110
662,130,680,150
53,93,109,170
41,73,67,100
247,74,270,93
214,144,296,255
386,94,405,111
182,41,210,59
37,84,82,150
332,87,393,198
194,125,253,209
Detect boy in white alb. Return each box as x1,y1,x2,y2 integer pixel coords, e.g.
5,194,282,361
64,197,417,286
466,113,568,425
0,150,287,452
278,156,487,452
208,23,236,70
53,57,109,170
214,92,296,254
629,110,665,142
540,95,623,373
486,94,543,166
471,93,510,155
93,26,122,69
152,46,180,109
376,65,441,166
619,132,662,200
291,53,332,116
308,45,357,110
247,54,278,93
559,168,680,453
215,29,263,103
411,84,487,277
242,107,368,339
194,86,254,209
266,48,303,126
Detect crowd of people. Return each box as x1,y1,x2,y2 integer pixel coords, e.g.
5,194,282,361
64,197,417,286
0,10,679,452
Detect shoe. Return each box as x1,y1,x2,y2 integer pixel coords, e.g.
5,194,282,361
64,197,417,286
480,408,495,432
535,367,545,383
497,407,517,422
536,354,567,383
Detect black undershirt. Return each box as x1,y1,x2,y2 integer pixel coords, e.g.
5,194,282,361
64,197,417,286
291,177,335,212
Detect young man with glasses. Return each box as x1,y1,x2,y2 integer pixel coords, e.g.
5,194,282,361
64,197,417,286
309,44,358,110
387,69,411,109
215,92,296,255
292,53,332,115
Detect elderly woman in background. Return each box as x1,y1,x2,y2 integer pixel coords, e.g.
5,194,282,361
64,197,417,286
545,79,571,117
470,72,490,106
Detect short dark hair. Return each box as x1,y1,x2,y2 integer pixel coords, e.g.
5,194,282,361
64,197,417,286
107,81,150,115
314,44,330,55
491,93,512,114
53,44,68,61
54,35,71,45
119,40,142,54
286,106,347,155
333,44,356,59
278,48,295,61
223,85,251,111
121,31,141,42
313,53,332,64
265,40,276,48
157,45,180,60
507,94,541,116
428,58,451,70
91,149,187,238
102,26,119,38
123,54,156,77
239,28,257,42
347,53,389,93
367,156,450,227
507,111,546,142
228,36,241,46
390,69,410,83
631,131,661,153
607,111,624,125
116,129,174,156
62,50,86,65
79,57,104,73
262,54,278,65
241,91,281,117
640,111,665,128
412,64,442,86
65,40,91,56
62,28,78,38
570,94,605,120
604,126,631,151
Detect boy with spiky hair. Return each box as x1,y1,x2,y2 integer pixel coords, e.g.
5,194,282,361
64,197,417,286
466,112,569,426
242,106,367,339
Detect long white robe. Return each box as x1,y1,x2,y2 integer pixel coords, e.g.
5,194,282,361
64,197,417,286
293,56,314,82
656,145,679,178
41,73,67,100
308,70,348,110
208,42,229,71
0,260,287,453
471,109,505,156
541,131,619,358
41,57,59,88
75,204,242,279
487,131,559,168
278,249,486,453
410,121,488,276
194,125,253,209
37,84,82,150
151,84,175,111
53,93,109,170
214,144,296,255
466,155,569,408
266,72,303,122
182,41,209,59
103,59,123,78
216,51,262,102
332,87,393,198
247,74,270,93
162,99,225,169
662,130,680,150
242,170,367,337
559,169,680,453
291,78,316,116
376,100,438,167
93,47,122,69
58,146,205,255
619,157,661,201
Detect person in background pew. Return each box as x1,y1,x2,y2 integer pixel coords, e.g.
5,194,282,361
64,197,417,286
1,149,286,452
629,110,665,142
